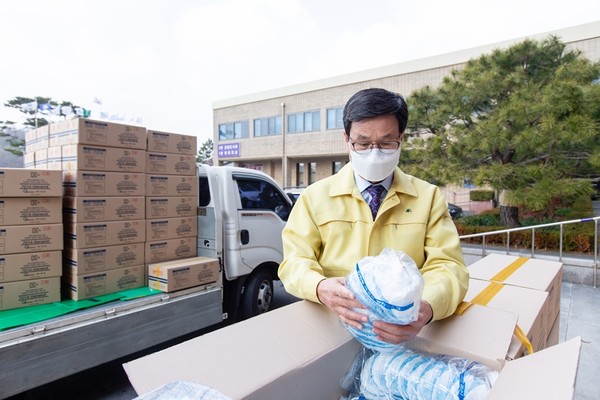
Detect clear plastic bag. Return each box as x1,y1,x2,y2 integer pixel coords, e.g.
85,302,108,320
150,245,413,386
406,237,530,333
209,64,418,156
133,381,232,400
340,346,498,400
344,249,424,352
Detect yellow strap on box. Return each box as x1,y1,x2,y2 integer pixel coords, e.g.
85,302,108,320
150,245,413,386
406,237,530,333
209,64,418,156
454,280,535,355
514,324,534,355
455,281,504,315
490,256,529,282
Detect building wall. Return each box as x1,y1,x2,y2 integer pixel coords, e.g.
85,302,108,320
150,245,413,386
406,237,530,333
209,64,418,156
213,22,600,193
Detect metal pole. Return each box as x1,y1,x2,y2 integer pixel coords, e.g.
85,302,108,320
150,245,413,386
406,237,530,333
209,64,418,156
482,235,486,257
281,102,287,188
595,219,598,288
559,224,564,261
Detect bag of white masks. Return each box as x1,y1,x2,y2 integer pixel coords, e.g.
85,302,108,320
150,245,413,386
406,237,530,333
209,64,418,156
344,248,424,352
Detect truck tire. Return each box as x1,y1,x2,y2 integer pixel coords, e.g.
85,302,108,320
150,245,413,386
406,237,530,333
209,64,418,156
240,269,273,320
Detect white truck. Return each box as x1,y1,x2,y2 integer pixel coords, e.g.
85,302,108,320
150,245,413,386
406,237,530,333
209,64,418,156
0,164,294,399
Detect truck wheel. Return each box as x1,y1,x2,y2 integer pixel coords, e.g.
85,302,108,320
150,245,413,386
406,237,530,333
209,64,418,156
241,269,273,319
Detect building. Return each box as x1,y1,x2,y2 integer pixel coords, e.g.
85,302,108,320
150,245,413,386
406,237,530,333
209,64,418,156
212,21,600,196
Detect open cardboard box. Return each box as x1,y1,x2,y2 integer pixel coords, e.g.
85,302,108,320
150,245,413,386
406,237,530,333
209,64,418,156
124,300,581,399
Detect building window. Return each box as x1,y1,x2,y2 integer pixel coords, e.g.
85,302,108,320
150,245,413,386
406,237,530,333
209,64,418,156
308,162,316,184
332,161,342,174
326,107,343,130
219,121,249,140
288,111,320,133
254,115,282,137
296,162,305,187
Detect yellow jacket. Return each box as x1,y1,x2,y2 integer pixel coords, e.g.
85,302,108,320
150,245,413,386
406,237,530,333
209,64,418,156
278,163,469,321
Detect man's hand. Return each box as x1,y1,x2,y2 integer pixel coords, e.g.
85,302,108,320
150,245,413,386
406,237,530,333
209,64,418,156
316,277,367,329
371,301,433,344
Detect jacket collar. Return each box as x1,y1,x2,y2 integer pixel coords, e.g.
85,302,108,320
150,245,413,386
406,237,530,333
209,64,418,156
330,163,418,198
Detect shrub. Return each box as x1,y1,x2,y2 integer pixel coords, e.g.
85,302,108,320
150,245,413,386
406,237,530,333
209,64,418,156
455,198,596,254
460,209,500,227
455,219,596,254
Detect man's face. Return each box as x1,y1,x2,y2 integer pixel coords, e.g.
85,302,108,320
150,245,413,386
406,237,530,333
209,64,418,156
345,114,403,153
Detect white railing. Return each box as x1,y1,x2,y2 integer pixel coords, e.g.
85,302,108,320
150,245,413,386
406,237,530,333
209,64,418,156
459,216,600,287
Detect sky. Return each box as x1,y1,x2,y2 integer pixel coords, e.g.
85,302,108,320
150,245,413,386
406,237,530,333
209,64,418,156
1,0,598,147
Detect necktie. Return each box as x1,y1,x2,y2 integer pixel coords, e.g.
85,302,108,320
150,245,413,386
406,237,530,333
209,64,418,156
366,185,385,220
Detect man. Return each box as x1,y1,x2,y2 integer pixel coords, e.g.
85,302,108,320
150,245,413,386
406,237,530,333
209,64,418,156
278,88,468,345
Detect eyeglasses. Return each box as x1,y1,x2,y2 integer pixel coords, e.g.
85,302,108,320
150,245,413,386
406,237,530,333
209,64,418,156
349,140,401,155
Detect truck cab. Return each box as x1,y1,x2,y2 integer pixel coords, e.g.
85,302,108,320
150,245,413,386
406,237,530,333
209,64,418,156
196,164,293,320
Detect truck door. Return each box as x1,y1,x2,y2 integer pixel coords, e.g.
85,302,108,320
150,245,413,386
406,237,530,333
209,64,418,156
234,176,291,271
197,169,222,262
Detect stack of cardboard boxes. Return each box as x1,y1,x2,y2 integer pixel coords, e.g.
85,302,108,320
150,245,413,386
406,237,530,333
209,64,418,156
465,254,563,356
144,130,198,265
51,119,148,300
0,169,63,310
17,120,207,305
144,131,207,292
23,126,50,169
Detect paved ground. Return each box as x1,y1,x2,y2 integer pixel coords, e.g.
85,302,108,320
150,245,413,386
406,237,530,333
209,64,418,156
8,280,599,399
592,200,600,217
560,281,600,400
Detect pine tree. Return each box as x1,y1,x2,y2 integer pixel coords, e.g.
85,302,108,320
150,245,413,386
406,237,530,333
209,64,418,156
404,36,600,226
196,138,214,164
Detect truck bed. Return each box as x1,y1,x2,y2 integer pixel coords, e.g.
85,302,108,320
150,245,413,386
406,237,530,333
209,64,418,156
0,286,223,399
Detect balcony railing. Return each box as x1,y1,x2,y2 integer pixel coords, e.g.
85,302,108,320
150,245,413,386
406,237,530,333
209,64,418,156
459,216,600,287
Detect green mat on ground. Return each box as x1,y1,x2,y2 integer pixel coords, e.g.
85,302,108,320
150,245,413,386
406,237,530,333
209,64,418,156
0,287,160,332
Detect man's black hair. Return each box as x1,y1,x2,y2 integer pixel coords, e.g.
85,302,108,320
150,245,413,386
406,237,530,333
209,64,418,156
343,88,408,136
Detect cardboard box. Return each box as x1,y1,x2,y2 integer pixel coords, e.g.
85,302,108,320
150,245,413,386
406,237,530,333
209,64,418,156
23,152,36,169
145,175,198,197
37,125,49,149
146,130,197,155
63,196,145,223
46,146,63,170
0,197,62,225
49,118,147,149
25,127,40,153
486,338,579,400
124,300,581,400
63,265,145,301
65,220,146,248
0,224,63,254
64,243,145,274
546,312,560,348
145,197,197,219
0,277,60,311
24,126,49,153
145,237,197,264
34,148,48,169
468,254,562,336
0,251,62,282
63,171,145,197
61,144,145,173
145,153,196,176
463,278,548,359
146,217,197,241
147,256,219,292
0,169,62,197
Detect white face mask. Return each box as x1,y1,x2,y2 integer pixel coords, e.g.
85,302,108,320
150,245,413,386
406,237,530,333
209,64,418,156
350,146,401,182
